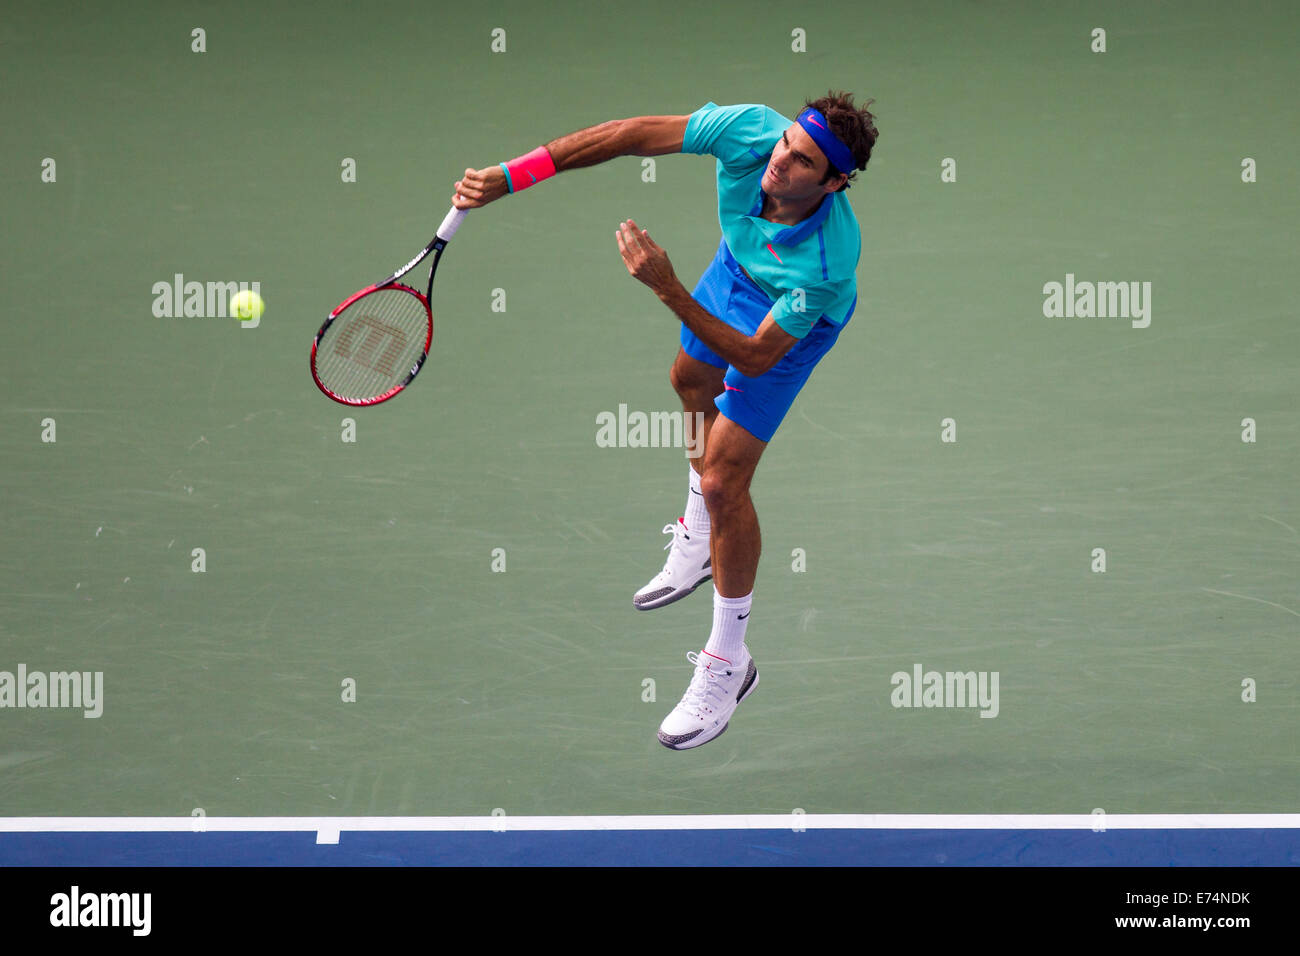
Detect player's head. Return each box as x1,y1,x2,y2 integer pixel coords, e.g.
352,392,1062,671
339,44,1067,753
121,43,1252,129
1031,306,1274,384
799,90,879,190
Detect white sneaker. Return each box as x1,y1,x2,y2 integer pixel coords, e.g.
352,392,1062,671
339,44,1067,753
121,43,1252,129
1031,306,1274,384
632,518,712,611
657,646,759,750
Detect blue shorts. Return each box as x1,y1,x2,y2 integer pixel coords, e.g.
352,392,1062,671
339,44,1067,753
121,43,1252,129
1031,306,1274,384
681,238,851,442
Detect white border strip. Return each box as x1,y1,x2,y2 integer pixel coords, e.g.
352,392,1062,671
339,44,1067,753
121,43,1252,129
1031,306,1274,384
1,814,1298,833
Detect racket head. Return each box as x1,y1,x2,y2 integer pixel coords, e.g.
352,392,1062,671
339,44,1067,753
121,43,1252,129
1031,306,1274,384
311,282,433,406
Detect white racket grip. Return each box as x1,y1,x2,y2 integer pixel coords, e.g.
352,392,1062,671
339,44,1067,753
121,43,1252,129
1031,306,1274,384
437,206,468,242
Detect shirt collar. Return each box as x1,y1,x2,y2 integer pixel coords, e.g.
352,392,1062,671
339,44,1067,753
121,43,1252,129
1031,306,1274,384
748,190,833,245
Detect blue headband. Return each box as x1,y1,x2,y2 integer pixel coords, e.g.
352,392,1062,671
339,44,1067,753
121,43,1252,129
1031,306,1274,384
796,107,855,178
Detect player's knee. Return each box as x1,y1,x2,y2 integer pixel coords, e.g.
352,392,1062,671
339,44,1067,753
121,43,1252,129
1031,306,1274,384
699,468,734,516
669,358,696,398
670,355,720,403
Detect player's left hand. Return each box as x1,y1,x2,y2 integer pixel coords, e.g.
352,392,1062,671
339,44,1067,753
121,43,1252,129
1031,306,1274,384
616,220,680,297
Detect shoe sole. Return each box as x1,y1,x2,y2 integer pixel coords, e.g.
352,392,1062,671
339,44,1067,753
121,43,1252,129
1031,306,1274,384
632,572,713,611
657,661,759,751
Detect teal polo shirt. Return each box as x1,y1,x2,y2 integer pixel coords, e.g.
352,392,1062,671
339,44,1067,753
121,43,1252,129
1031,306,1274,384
681,101,860,338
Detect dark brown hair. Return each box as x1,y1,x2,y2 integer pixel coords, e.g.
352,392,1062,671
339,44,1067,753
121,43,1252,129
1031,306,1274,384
804,90,878,190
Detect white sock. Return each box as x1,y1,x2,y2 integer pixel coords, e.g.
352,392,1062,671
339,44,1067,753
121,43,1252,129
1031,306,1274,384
684,466,710,534
704,588,752,664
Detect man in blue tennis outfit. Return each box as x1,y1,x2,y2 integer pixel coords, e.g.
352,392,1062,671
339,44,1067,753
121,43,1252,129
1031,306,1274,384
454,91,879,750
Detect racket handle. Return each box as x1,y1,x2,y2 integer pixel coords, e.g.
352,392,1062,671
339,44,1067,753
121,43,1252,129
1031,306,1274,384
437,206,468,242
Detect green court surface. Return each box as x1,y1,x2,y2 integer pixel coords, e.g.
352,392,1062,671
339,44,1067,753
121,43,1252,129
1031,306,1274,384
1,0,1296,820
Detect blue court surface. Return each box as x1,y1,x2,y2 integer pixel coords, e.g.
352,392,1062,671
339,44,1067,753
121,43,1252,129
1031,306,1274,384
4,816,1298,866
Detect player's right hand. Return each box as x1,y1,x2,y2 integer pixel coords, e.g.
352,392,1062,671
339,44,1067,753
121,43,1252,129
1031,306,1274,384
453,166,509,208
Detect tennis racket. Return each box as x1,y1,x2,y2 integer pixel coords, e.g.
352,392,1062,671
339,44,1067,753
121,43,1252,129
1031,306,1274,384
311,206,467,406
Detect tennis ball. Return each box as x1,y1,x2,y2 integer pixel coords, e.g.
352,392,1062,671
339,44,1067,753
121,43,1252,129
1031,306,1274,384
230,289,264,321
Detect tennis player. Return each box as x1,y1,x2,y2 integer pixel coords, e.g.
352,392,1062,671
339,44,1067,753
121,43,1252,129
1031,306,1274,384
453,92,878,749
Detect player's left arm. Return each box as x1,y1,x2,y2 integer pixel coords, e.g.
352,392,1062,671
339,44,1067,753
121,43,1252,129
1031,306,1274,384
616,219,796,378
665,295,795,379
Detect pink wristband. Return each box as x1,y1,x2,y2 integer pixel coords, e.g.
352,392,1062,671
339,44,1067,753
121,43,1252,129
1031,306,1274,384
501,146,557,193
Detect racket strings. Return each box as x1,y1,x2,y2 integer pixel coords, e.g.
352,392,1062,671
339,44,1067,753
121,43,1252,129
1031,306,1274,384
316,286,430,402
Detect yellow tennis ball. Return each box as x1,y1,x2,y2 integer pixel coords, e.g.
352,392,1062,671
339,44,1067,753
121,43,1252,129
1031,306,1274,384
230,290,264,321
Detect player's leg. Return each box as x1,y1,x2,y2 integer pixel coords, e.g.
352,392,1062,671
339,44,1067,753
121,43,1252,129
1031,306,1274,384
632,347,724,611
656,319,848,750
669,347,725,472
699,413,766,600
655,413,764,750
696,316,848,641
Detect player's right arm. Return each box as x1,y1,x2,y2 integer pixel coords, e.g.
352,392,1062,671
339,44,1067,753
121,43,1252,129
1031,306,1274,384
453,115,689,209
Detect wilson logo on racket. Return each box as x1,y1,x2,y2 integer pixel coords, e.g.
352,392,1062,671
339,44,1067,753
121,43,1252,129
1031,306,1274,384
331,314,407,376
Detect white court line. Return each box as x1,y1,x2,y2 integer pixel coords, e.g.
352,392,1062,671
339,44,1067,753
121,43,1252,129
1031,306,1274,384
1,815,1298,833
